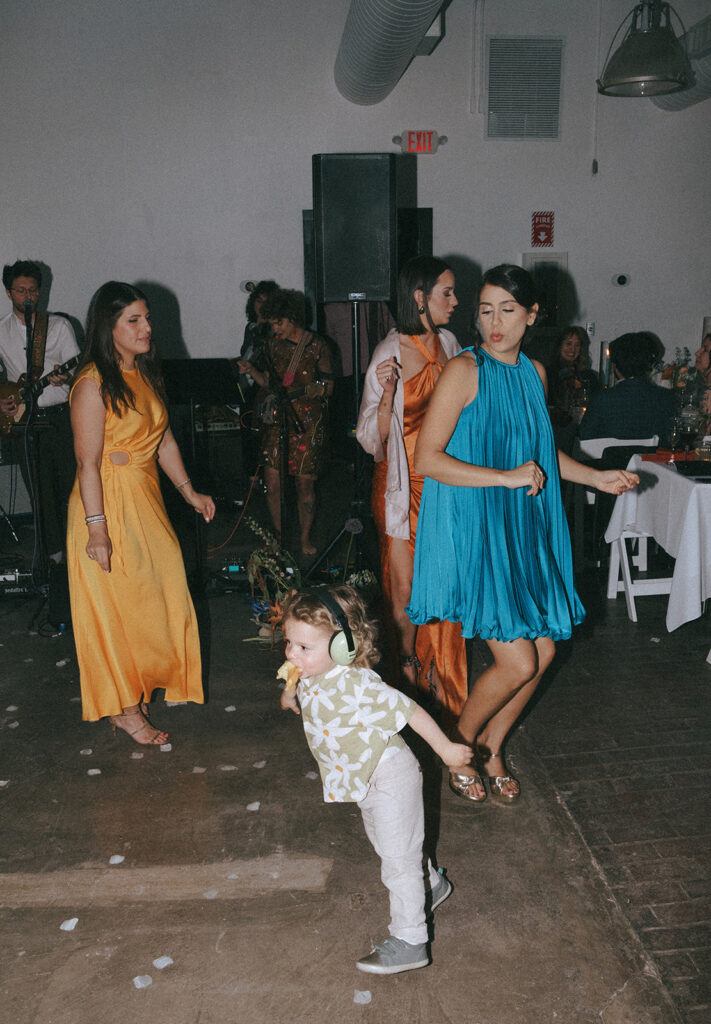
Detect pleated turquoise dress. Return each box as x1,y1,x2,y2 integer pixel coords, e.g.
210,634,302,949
406,347,584,642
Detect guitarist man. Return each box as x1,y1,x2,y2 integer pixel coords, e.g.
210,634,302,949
0,260,79,563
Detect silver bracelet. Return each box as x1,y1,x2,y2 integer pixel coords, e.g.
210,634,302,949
85,514,106,524
175,478,191,490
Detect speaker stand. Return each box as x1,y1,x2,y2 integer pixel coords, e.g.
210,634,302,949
306,294,374,580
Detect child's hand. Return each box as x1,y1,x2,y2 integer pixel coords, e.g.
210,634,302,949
280,687,301,715
441,741,473,768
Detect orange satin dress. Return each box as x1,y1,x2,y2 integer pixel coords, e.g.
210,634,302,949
371,337,468,718
66,365,204,721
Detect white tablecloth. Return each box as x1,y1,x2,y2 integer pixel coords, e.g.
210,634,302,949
604,456,711,633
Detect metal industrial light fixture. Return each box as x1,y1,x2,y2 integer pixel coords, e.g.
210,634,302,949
597,0,693,96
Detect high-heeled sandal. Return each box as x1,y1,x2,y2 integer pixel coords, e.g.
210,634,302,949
481,751,519,804
109,708,167,746
448,769,487,803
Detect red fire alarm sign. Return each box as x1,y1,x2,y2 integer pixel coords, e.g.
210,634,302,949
532,211,554,247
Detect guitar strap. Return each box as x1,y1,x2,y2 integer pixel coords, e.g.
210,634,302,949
30,313,49,382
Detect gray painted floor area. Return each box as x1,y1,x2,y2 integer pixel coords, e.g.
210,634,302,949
3,575,704,1024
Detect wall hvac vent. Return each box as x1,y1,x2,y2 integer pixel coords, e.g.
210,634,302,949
487,37,563,139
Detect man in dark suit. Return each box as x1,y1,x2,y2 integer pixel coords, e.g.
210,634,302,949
580,332,677,447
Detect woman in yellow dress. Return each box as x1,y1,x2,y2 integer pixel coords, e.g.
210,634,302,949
67,282,215,744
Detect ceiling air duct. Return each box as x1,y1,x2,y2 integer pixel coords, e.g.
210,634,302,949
335,0,444,106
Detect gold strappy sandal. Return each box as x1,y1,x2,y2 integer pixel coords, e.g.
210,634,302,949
483,752,519,804
448,769,487,803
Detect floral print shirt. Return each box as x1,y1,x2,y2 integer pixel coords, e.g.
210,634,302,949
297,664,416,802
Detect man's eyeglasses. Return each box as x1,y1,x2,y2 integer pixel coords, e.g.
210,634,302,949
11,286,40,297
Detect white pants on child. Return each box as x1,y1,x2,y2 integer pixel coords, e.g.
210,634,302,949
357,745,440,946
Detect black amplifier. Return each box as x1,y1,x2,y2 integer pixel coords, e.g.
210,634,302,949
0,569,35,596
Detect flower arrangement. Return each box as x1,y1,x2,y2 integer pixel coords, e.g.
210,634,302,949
244,517,301,644
656,347,695,391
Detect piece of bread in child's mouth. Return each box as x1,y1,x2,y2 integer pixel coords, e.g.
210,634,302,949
277,660,302,690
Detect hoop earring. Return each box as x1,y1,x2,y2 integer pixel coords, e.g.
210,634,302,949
418,305,425,314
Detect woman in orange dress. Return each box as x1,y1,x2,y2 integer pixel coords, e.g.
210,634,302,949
67,282,215,744
356,257,467,719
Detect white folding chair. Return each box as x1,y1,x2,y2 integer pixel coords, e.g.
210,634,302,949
569,436,658,569
606,529,671,621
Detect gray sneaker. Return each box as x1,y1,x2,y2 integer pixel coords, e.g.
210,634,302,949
429,870,453,913
356,936,430,975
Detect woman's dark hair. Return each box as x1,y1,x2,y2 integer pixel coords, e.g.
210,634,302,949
246,279,279,322
479,264,538,310
555,325,591,372
608,332,657,380
396,255,452,336
80,281,166,415
261,288,307,329
474,264,538,347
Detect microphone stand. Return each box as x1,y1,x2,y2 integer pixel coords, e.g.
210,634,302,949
22,301,49,584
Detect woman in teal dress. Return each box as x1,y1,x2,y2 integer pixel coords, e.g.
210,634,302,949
407,265,638,804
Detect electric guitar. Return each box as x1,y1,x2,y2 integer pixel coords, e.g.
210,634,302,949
0,355,80,435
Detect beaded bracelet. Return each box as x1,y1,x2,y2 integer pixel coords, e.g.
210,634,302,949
85,514,106,525
175,478,191,490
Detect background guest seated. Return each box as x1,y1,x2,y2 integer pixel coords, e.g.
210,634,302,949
546,325,600,451
695,333,711,437
580,331,676,448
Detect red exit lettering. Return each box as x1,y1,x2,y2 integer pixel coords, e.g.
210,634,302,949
402,130,439,154
407,131,434,153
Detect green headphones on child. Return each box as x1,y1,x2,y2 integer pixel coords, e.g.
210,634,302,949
304,587,358,666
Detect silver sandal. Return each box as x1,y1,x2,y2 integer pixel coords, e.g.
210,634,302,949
448,770,487,803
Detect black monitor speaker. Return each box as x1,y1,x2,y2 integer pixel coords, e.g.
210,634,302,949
312,153,422,304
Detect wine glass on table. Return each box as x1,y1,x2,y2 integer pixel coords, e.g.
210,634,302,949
679,407,700,459
668,418,681,463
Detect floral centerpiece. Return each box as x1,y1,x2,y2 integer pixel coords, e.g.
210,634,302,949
655,347,695,391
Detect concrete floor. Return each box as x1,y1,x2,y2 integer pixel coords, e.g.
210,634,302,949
0,478,708,1024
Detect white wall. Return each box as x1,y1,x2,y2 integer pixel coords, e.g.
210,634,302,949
2,0,709,360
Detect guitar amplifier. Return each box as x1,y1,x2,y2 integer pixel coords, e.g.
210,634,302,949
0,569,35,596
0,463,32,516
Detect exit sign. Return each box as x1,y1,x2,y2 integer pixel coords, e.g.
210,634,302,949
394,130,446,154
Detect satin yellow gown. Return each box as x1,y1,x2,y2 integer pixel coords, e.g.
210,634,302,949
66,365,204,721
371,339,468,719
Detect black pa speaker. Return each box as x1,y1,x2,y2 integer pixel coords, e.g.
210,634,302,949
312,153,419,304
